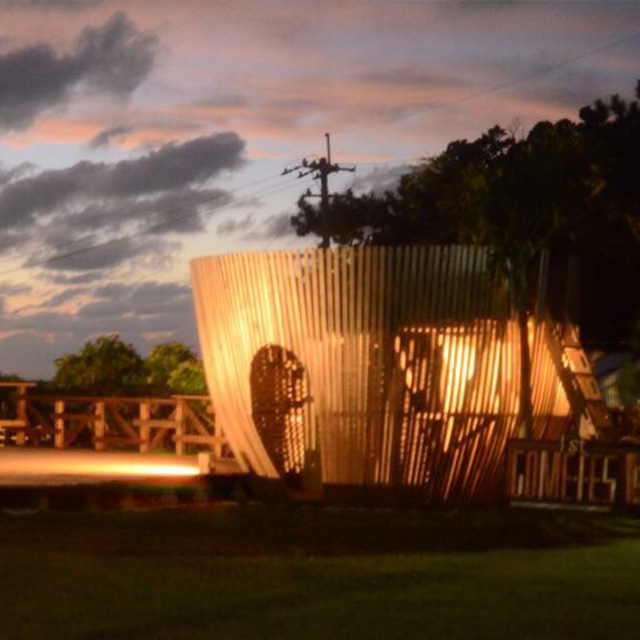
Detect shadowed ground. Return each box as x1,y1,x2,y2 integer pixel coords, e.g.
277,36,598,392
1,505,640,640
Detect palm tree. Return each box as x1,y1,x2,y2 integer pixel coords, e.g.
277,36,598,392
444,121,600,438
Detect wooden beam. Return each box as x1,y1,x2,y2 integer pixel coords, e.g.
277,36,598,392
177,435,227,445
132,419,180,429
139,402,150,453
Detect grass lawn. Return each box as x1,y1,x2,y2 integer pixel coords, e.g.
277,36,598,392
1,504,640,640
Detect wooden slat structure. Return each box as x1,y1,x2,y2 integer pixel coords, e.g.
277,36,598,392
0,391,231,459
191,246,595,505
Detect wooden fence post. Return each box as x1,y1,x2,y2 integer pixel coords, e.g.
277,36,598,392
139,401,150,453
174,399,185,455
94,401,106,451
15,385,28,446
206,401,221,458
54,399,65,449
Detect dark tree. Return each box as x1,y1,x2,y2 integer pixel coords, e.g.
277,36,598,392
291,81,640,436
145,341,200,395
292,81,640,347
54,335,146,396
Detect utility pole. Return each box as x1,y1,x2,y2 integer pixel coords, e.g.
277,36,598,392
283,133,355,249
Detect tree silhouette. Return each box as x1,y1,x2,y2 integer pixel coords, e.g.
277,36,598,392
291,81,640,436
54,335,146,396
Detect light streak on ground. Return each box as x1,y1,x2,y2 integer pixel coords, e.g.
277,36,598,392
0,450,212,486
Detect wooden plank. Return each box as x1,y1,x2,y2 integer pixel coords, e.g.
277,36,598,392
94,402,106,452
177,435,227,445
94,436,141,445
26,402,53,432
64,423,90,448
16,395,177,405
139,402,151,453
105,404,139,440
0,382,37,388
181,402,214,437
50,413,97,423
54,399,65,449
174,400,185,455
16,386,28,446
0,420,27,428
132,419,180,429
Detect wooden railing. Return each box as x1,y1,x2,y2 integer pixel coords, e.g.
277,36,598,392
506,438,640,508
0,384,231,458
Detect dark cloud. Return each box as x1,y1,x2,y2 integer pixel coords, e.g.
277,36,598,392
0,278,198,377
54,187,232,237
2,1,102,10
194,94,249,109
0,281,31,296
82,281,191,317
41,287,87,307
44,271,103,285
103,132,244,195
216,213,254,236
352,164,411,196
440,1,521,14
361,67,460,90
0,229,29,252
0,161,34,187
243,212,294,241
88,124,133,149
33,236,178,273
0,131,244,273
14,286,87,313
0,131,244,232
0,12,156,131
4,280,192,333
46,240,144,272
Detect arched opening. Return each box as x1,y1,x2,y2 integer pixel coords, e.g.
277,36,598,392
250,345,312,489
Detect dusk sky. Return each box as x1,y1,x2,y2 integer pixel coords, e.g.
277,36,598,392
1,0,639,378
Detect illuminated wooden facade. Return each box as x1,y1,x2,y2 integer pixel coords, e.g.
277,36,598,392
191,246,586,505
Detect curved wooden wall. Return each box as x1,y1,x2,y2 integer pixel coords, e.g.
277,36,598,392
191,246,570,505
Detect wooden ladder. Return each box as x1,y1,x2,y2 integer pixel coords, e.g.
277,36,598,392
542,316,611,439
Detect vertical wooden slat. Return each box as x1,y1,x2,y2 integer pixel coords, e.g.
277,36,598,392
54,399,65,449
94,401,105,452
139,401,150,454
174,399,185,456
16,388,27,446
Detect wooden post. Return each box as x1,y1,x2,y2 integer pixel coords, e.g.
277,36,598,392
577,452,585,502
206,402,221,458
139,401,150,453
174,399,185,455
94,401,106,451
15,384,28,446
54,399,65,449
507,446,518,498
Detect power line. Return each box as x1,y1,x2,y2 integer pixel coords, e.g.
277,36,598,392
0,171,288,269
405,27,640,122
0,158,413,273
293,27,640,143
288,29,640,191
0,173,310,277
4,27,639,278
